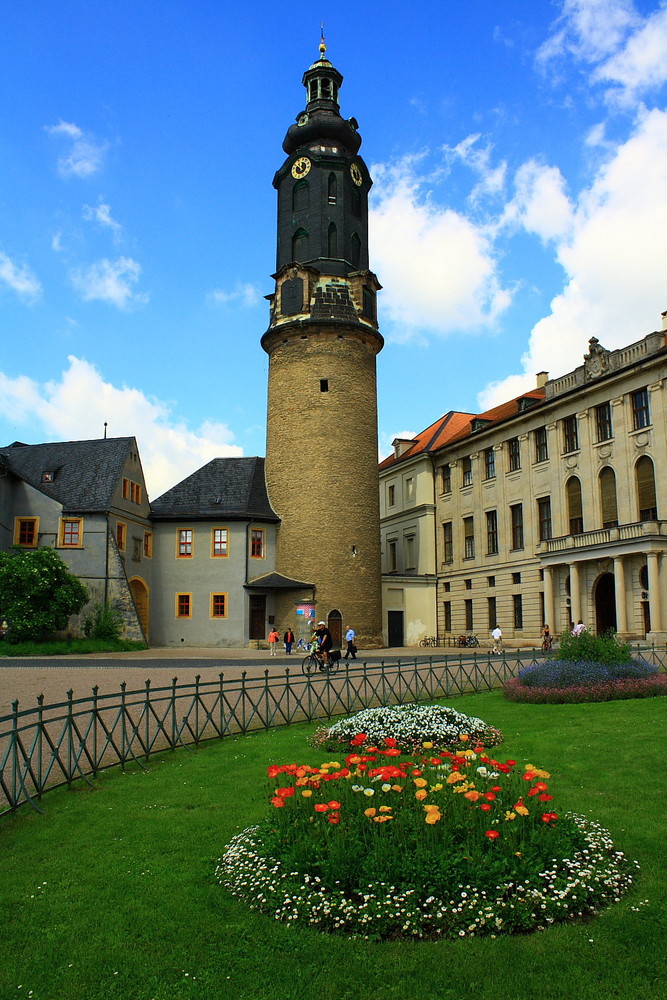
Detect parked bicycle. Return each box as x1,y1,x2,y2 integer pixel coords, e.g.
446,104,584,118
418,636,439,647
457,634,479,647
301,647,341,675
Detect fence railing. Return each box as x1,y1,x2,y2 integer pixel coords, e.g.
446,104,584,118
2,644,664,817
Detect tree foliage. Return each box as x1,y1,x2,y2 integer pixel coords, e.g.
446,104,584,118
0,547,89,642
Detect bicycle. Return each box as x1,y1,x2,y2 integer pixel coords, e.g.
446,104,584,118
418,636,438,647
541,634,553,652
301,647,341,675
457,634,479,647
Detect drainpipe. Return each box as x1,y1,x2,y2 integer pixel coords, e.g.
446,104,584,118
104,514,110,606
428,453,439,636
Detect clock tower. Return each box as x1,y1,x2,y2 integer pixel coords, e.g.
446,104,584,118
261,39,383,646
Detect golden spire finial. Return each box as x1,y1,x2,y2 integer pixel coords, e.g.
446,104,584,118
319,23,326,58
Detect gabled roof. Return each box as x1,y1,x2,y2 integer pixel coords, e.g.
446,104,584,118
150,456,279,523
0,437,135,512
245,571,313,590
379,389,546,470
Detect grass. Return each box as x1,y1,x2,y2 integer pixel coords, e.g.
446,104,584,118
0,637,148,657
0,690,665,1000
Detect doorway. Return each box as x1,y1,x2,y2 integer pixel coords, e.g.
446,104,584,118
249,595,266,640
129,578,149,642
328,609,342,647
387,610,404,647
595,573,617,633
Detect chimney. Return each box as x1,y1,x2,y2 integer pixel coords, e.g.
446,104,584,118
661,309,667,332
536,371,549,389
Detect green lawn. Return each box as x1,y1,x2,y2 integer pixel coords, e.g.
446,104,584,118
1,690,665,1000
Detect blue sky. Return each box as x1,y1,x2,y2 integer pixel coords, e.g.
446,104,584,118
1,0,667,497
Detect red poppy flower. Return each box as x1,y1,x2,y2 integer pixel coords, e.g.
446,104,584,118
480,803,492,811
270,796,286,807
314,803,329,812
523,771,537,781
539,793,554,802
350,733,367,746
327,800,342,810
491,785,502,791
382,748,402,757
485,829,500,839
327,813,340,824
484,792,497,801
541,811,558,823
384,737,398,748
275,787,295,798
506,760,517,767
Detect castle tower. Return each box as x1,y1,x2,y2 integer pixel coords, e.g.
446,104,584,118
262,39,383,646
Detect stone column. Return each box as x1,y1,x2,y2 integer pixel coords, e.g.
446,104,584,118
543,566,554,632
613,556,628,634
569,562,581,626
647,551,662,632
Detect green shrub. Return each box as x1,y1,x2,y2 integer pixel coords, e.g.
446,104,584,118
555,628,632,665
83,602,123,641
0,547,88,642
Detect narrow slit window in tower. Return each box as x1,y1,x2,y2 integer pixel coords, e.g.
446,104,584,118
327,222,337,258
328,172,337,204
320,379,329,393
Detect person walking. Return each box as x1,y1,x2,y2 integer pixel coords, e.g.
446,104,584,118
268,627,280,655
571,619,586,637
344,626,357,660
283,627,295,655
491,625,503,654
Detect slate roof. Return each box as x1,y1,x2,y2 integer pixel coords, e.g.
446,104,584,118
245,571,313,590
150,457,279,523
379,389,546,471
0,437,135,512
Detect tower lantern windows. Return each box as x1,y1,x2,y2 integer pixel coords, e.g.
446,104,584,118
328,172,337,204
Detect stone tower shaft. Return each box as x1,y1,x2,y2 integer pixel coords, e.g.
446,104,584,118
262,42,383,644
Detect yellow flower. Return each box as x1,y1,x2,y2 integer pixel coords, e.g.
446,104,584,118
504,810,516,821
413,777,428,788
391,784,404,793
301,789,313,798
425,809,442,824
423,803,439,812
446,772,466,784
415,789,428,801
431,782,443,792
515,804,529,816
422,741,434,749
379,805,392,813
374,815,392,822
364,807,377,818
464,790,481,802
525,764,550,779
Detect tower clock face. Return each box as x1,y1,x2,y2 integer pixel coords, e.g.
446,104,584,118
350,162,363,186
291,156,311,179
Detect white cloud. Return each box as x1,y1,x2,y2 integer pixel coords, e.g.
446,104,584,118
594,4,667,104
503,160,573,243
0,357,243,497
369,156,511,338
208,283,261,307
45,120,108,178
0,252,42,301
538,0,639,66
478,106,667,408
70,256,148,309
83,201,123,241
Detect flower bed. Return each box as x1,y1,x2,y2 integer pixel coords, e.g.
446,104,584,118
310,703,504,753
503,673,667,704
216,739,636,940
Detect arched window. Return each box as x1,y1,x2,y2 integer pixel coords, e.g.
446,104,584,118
327,222,337,258
328,172,337,205
566,476,583,535
292,181,309,213
599,467,618,528
636,455,657,520
350,232,361,268
292,228,309,262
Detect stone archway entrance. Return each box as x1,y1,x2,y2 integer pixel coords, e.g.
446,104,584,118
327,609,342,647
595,573,616,634
130,578,149,642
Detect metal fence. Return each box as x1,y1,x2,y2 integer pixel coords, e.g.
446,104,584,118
2,644,664,817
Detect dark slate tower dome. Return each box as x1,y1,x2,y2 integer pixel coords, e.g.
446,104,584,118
262,39,384,647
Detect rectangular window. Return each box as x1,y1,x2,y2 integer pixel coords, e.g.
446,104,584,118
462,456,473,487
122,478,142,504
251,529,265,558
176,593,192,618
486,509,498,555
14,517,38,547
563,415,579,453
61,518,82,547
510,504,524,550
178,528,193,557
463,516,475,559
595,402,613,442
211,593,227,618
507,437,521,472
488,596,497,630
534,426,548,463
632,387,650,429
538,497,552,541
487,576,495,587
444,601,452,633
441,465,451,494
512,572,522,584
465,598,473,631
116,521,126,551
464,578,472,590
405,535,416,570
388,484,396,507
405,477,414,501
484,447,495,479
388,539,397,572
143,532,152,558
513,593,523,629
443,522,453,563
212,528,228,557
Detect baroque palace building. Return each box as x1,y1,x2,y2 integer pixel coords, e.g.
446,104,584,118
380,316,667,646
0,42,384,649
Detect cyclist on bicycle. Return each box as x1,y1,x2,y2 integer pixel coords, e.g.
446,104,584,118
315,621,333,666
541,624,552,650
